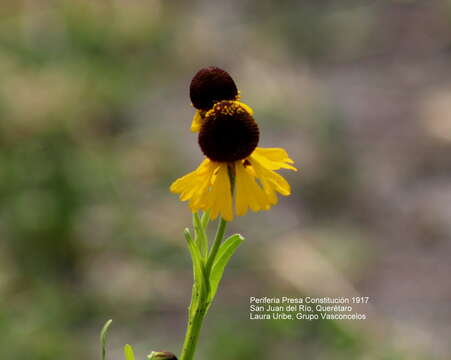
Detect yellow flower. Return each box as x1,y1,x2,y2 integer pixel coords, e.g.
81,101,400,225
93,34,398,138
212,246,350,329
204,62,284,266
171,99,296,221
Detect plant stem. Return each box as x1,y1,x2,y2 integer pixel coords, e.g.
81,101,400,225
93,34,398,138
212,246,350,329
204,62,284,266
179,297,208,360
179,218,228,360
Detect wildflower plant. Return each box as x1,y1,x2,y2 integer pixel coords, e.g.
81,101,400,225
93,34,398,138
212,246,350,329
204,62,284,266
100,67,296,360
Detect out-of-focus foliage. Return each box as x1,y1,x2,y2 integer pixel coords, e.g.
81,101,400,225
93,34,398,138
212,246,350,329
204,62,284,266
1,1,451,359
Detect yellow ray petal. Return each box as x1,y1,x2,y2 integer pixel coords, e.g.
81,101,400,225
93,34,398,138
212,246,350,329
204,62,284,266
249,155,292,200
170,159,218,213
235,161,270,216
252,147,297,171
205,164,233,221
170,159,209,194
188,162,220,211
190,111,203,132
170,148,296,220
253,147,293,163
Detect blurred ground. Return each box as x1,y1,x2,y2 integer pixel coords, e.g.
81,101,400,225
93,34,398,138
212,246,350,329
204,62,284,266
1,1,451,359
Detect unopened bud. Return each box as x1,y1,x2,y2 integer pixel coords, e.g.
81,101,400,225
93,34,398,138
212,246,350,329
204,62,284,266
147,351,178,360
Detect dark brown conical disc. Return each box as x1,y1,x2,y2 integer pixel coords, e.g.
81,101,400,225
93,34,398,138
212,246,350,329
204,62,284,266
198,101,259,162
190,67,239,111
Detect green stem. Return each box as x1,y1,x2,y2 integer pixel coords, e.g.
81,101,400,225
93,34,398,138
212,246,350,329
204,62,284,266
179,218,228,360
179,298,208,360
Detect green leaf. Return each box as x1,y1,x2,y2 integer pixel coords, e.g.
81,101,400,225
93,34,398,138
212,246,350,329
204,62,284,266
100,319,113,360
193,212,208,258
208,234,244,303
201,210,210,229
124,344,135,360
184,228,208,320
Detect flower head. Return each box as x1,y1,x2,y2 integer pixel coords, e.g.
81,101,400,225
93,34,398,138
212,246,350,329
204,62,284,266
171,67,297,221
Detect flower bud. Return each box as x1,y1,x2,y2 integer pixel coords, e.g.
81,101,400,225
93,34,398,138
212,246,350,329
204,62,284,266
147,351,178,360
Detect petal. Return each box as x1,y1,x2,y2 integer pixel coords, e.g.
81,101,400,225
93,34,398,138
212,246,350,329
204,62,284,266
249,155,292,201
235,161,271,216
170,159,218,213
170,158,210,194
188,162,220,210
205,164,233,221
252,147,297,171
171,148,296,219
190,111,203,132
170,160,233,220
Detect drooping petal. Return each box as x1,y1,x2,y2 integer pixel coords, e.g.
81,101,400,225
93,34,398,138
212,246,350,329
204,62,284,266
249,156,292,197
232,147,296,213
170,159,217,212
204,164,233,221
170,160,233,221
170,147,296,220
252,147,297,171
235,160,270,216
170,158,210,195
188,162,220,210
190,111,203,132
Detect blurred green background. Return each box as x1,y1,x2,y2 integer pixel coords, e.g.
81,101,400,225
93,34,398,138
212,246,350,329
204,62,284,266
1,1,451,359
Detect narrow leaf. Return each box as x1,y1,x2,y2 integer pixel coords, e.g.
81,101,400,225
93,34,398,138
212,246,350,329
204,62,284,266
201,210,210,229
193,212,208,257
208,234,244,303
184,228,207,320
100,319,113,360
124,344,135,360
